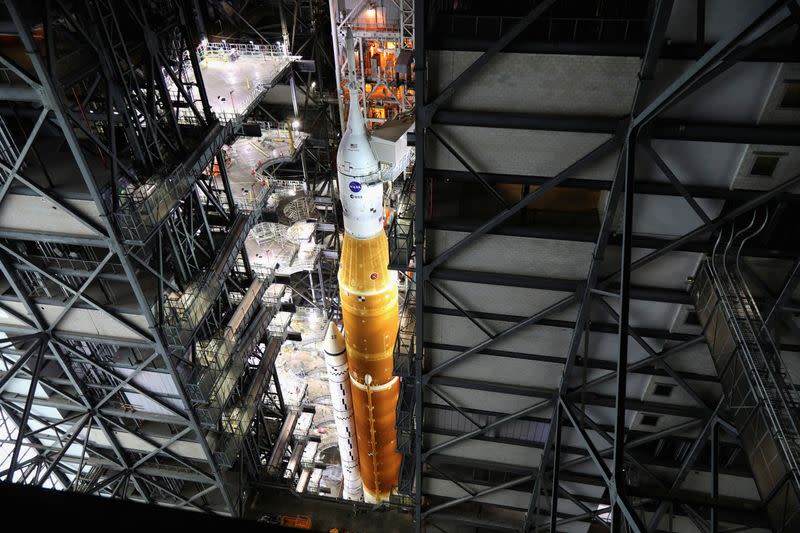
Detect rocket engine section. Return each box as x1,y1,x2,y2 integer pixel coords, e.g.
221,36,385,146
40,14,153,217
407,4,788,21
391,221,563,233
335,28,401,503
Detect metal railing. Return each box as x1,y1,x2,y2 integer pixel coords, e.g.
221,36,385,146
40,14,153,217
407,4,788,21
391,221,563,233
215,335,286,469
692,211,800,531
438,13,646,42
394,379,416,497
115,36,303,246
117,101,300,245
388,159,415,270
393,332,414,380
196,295,282,430
115,122,231,243
187,277,271,402
161,187,276,352
197,41,290,62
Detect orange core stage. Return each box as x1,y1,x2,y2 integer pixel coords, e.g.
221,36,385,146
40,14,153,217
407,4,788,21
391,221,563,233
338,231,401,502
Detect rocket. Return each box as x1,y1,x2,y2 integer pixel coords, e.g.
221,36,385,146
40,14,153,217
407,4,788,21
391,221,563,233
323,321,363,501
335,28,401,502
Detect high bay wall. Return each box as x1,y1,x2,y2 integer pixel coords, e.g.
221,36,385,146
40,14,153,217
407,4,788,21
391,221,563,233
0,0,294,514
408,1,800,532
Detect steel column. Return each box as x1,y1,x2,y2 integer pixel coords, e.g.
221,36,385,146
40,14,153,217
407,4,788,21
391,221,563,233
413,0,426,529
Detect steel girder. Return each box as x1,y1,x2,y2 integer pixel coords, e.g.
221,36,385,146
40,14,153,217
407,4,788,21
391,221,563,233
426,219,800,262
426,38,800,64
425,168,800,203
412,0,800,532
431,110,800,146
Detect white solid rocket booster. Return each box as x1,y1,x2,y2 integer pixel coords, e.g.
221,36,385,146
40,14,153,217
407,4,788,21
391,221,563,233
323,321,363,501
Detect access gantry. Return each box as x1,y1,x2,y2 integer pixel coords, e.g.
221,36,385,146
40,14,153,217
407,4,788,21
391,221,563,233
0,0,293,515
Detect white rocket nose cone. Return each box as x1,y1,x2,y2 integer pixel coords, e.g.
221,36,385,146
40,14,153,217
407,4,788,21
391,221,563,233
323,321,346,355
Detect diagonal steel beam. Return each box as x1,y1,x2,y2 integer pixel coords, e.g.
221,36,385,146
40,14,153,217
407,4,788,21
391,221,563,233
427,126,509,208
549,400,562,533
36,412,90,485
763,257,800,325
424,137,620,275
526,0,681,526
131,427,193,469
0,244,152,341
634,0,795,128
134,474,210,512
640,0,676,80
422,473,535,519
0,51,40,88
0,337,43,393
0,354,88,408
612,131,637,531
560,398,647,532
427,280,496,339
49,251,114,330
597,298,713,414
642,142,711,224
0,107,48,206
99,414,215,483
602,170,800,285
524,132,628,529
647,400,725,531
93,352,162,407
423,397,552,459
566,336,706,396
0,396,120,468
575,407,711,533
558,486,610,530
427,461,477,498
17,410,84,442
56,341,189,421
0,163,109,237
0,402,72,488
51,343,153,502
5,343,45,482
424,295,576,379
425,383,485,429
425,0,558,116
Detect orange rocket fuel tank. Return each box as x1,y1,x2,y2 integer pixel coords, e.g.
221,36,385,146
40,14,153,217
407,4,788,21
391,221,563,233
338,230,401,502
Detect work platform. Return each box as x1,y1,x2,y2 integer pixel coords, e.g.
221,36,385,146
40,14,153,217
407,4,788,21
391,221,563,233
197,42,297,118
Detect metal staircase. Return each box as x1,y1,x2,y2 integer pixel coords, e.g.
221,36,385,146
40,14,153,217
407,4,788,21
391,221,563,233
692,212,800,532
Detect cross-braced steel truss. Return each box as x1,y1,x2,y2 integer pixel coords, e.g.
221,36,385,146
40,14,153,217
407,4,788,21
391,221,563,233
0,0,290,515
409,0,800,532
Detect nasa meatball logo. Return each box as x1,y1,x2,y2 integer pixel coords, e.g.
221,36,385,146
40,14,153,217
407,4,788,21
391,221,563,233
349,181,362,193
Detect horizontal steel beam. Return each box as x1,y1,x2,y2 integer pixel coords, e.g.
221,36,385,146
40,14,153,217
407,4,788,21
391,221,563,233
428,375,703,418
426,37,800,63
433,110,800,145
427,168,800,202
424,341,719,383
427,220,800,261
426,305,703,344
0,230,108,247
1,392,186,425
430,268,692,304
0,87,41,101
423,461,766,523
426,423,751,480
